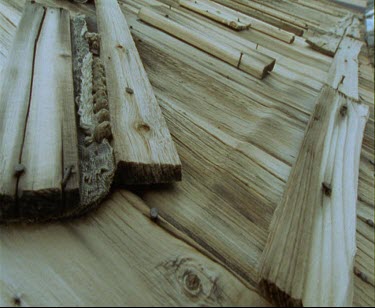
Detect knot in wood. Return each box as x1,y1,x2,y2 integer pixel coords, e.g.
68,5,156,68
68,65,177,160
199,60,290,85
136,122,151,133
126,87,134,95
183,271,202,296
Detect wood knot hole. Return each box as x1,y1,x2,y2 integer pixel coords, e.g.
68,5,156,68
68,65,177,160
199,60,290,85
126,87,134,95
13,295,21,306
322,182,332,196
184,271,202,295
137,122,151,133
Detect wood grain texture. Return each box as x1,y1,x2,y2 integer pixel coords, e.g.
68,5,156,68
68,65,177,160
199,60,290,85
138,7,276,79
59,9,80,211
0,0,373,306
179,0,295,43
327,37,363,101
0,190,271,307
17,7,72,219
179,0,251,31
258,35,370,305
0,1,45,219
95,0,181,185
211,0,305,35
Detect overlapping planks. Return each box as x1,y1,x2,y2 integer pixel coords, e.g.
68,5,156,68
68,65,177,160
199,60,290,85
258,34,369,306
0,2,45,219
95,0,181,185
138,7,276,79
211,0,305,36
179,0,295,43
0,2,80,220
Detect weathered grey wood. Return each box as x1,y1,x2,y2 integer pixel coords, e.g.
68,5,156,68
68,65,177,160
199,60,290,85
258,33,369,306
179,0,295,43
138,7,276,79
17,7,70,219
95,0,181,185
0,2,45,220
211,0,305,36
59,9,80,211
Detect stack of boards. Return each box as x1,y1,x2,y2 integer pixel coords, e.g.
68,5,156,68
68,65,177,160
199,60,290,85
0,0,182,222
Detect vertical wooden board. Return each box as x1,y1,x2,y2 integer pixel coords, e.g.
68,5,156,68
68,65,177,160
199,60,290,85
58,10,80,210
18,8,66,218
95,0,182,185
258,85,370,306
0,2,45,219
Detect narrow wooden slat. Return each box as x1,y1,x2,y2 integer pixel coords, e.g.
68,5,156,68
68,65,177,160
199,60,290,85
211,0,304,36
179,0,251,30
0,2,45,220
18,8,71,219
59,10,80,210
179,0,295,43
95,0,181,184
138,7,275,79
326,37,363,101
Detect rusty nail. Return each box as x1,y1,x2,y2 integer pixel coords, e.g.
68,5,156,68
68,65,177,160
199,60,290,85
150,207,159,221
322,182,332,196
340,104,348,117
14,164,25,177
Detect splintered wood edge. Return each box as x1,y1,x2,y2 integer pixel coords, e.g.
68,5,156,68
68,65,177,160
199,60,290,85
116,162,182,185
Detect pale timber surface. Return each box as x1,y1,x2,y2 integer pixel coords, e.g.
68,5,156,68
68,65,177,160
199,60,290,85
0,0,373,306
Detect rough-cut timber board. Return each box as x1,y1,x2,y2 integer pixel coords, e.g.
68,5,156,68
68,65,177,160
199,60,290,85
59,9,80,212
138,7,276,79
259,85,369,306
0,190,271,307
95,0,181,185
0,2,45,219
327,37,363,101
17,7,76,219
211,0,306,35
179,0,251,30
179,0,295,43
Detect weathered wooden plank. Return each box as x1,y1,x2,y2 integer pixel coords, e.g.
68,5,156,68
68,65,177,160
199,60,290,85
327,37,363,100
258,85,369,307
180,0,251,30
17,7,70,219
138,7,275,79
0,2,45,220
95,0,181,185
0,190,271,307
179,0,295,43
59,9,80,210
211,0,305,36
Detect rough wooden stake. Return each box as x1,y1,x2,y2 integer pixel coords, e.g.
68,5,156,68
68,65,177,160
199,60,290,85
0,2,45,220
138,7,275,79
95,0,182,184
